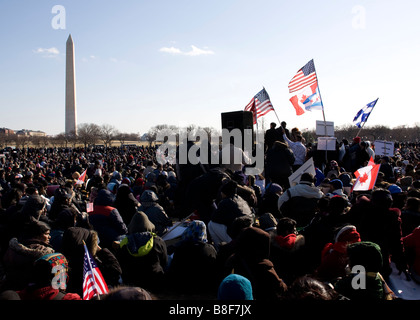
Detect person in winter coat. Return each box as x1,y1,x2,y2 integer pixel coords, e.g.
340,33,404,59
301,195,351,273
402,227,420,283
224,227,288,300
315,225,361,282
334,241,397,300
259,183,283,219
270,217,306,285
2,218,55,291
277,173,324,228
265,141,295,190
217,274,253,300
113,184,140,225
401,197,420,236
114,211,168,293
209,180,254,248
347,188,407,277
166,220,218,295
61,227,122,297
89,188,128,248
11,253,81,300
49,206,77,252
139,190,172,237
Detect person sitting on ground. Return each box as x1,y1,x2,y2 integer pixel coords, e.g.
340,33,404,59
326,179,349,201
2,218,55,291
315,225,361,282
139,190,172,237
113,184,140,226
334,241,397,300
277,173,324,228
89,188,128,249
166,220,218,295
10,253,81,300
285,275,341,301
114,211,167,293
224,227,288,300
208,180,254,249
61,227,122,297
401,197,420,236
259,183,283,219
217,274,253,301
402,226,420,284
270,217,305,285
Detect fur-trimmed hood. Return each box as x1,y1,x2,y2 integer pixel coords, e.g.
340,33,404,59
7,237,55,260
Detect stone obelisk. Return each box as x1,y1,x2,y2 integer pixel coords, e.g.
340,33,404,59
65,34,77,135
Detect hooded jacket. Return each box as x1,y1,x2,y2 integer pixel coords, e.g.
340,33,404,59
89,189,127,248
116,211,167,292
61,227,122,296
225,227,287,300
139,190,172,236
277,181,324,209
2,237,55,290
211,195,253,228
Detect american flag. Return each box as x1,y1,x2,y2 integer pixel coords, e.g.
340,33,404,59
244,87,275,124
288,59,318,93
82,243,108,300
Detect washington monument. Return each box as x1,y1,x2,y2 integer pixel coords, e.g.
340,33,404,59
65,34,77,135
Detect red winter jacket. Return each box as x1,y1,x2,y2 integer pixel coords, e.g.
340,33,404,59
403,227,420,275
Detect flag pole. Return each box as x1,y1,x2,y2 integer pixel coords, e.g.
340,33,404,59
82,239,101,300
313,59,327,130
312,59,329,166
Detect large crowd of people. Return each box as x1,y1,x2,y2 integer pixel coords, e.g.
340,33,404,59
0,121,419,301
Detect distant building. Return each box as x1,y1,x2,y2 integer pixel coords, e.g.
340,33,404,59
0,128,15,135
15,129,46,137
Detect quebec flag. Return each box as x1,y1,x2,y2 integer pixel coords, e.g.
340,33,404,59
353,98,379,128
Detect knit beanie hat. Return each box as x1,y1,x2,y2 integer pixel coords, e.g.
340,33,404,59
259,212,278,231
217,274,253,300
32,253,69,288
347,241,383,272
335,225,361,244
330,179,343,190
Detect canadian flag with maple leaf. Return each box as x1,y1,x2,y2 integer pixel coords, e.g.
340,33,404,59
352,160,381,191
289,83,323,116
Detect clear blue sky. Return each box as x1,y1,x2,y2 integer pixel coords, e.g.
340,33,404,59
0,0,419,136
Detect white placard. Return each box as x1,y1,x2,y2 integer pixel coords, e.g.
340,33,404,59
374,140,394,157
316,120,334,136
317,137,337,151
288,157,316,187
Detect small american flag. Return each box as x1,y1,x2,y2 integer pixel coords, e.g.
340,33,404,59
244,87,275,124
82,243,108,300
288,59,318,93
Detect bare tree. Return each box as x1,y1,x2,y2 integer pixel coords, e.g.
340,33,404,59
77,123,100,149
115,132,130,146
99,124,117,148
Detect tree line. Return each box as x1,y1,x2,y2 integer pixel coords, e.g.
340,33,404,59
1,122,419,150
